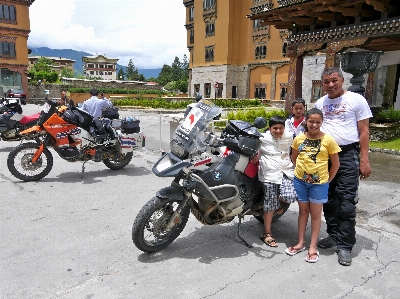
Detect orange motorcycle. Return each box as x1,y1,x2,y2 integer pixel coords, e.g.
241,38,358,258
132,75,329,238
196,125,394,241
7,99,143,181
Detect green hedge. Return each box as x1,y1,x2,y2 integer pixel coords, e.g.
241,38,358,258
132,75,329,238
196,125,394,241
113,98,192,109
68,87,169,95
112,98,264,109
225,108,288,125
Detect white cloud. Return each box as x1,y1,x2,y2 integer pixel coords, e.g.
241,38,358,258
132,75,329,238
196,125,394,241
28,0,188,69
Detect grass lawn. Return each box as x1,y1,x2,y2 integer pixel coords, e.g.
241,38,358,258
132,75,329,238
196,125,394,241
370,137,400,151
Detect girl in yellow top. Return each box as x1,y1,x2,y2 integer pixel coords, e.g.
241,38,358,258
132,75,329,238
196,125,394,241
286,108,341,263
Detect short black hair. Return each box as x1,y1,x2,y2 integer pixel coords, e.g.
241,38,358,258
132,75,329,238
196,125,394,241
291,98,306,107
89,88,98,96
303,108,324,132
269,115,286,128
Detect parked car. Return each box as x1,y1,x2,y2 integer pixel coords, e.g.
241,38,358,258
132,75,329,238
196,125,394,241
5,89,26,105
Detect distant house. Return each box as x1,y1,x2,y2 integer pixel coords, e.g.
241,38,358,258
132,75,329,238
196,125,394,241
0,0,35,98
82,54,118,80
28,56,76,77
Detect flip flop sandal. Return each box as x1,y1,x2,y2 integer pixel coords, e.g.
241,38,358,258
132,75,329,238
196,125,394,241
285,246,306,256
260,233,278,247
305,251,319,263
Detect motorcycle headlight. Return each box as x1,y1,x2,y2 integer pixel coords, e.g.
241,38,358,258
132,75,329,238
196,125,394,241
170,139,188,159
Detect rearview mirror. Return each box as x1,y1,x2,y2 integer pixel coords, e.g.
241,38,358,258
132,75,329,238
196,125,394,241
254,117,267,129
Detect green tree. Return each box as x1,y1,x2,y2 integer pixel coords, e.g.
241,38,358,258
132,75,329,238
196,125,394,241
117,68,125,80
171,56,182,81
60,67,74,78
181,54,189,79
32,57,53,73
156,64,173,86
175,79,188,93
126,59,139,80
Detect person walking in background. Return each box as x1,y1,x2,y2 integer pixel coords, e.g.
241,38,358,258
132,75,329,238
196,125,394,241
286,108,341,263
81,88,112,119
58,89,69,106
285,98,306,138
315,67,373,266
256,116,297,247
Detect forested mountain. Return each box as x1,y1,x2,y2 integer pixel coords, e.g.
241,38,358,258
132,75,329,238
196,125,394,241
28,47,161,79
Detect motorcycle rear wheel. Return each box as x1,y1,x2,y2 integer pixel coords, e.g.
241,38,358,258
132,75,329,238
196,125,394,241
7,142,53,181
132,196,190,253
103,152,133,170
254,202,291,223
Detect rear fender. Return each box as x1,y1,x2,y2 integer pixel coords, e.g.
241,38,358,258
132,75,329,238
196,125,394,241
156,185,185,201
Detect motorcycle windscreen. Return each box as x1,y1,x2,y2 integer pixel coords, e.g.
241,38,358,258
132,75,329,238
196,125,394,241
171,100,222,159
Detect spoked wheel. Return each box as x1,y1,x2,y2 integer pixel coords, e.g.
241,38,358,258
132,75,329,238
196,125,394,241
132,196,190,253
254,202,291,223
7,142,53,181
103,152,133,170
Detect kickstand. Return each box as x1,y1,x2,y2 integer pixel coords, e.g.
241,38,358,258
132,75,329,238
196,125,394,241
237,215,253,248
81,161,87,179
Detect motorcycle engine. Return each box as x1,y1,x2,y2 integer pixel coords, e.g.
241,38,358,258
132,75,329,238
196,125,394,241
2,128,16,138
55,146,80,160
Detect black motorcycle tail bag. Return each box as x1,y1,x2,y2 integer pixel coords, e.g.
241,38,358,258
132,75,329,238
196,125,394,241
62,109,93,130
102,107,119,120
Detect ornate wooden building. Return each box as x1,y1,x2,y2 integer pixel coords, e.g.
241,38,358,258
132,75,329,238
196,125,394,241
0,0,35,98
248,0,400,110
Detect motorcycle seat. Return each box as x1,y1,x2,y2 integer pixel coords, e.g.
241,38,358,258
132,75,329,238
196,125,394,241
19,113,41,125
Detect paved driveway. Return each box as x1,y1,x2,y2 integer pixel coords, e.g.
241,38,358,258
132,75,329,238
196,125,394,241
0,105,399,299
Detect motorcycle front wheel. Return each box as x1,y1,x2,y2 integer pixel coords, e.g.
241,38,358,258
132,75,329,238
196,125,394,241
103,152,133,170
132,196,190,253
7,142,53,181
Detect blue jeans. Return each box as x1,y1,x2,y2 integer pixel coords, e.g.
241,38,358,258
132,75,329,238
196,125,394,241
293,176,328,204
325,143,360,251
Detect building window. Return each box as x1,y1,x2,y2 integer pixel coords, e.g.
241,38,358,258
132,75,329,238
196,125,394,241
90,71,94,75
282,41,288,57
205,21,215,37
255,45,267,59
205,46,214,62
254,84,266,99
1,68,21,87
88,64,94,68
0,41,16,59
0,4,17,24
311,80,323,103
194,84,200,95
232,86,237,98
203,0,215,10
189,6,194,21
204,83,211,98
280,83,287,100
253,20,267,31
190,29,194,44
216,83,223,98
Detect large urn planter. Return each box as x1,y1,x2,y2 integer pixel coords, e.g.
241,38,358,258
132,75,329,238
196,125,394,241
339,51,383,96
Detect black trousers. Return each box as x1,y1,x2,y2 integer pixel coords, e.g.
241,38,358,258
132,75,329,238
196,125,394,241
325,143,360,251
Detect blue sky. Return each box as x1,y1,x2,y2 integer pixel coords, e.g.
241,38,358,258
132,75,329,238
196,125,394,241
28,0,188,69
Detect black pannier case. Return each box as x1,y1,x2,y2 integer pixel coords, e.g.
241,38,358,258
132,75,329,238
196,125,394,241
102,106,119,120
121,118,140,134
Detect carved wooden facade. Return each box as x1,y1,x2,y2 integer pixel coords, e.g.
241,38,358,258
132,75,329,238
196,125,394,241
248,0,400,109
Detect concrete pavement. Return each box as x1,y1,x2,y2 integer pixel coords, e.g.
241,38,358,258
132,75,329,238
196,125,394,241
0,104,399,299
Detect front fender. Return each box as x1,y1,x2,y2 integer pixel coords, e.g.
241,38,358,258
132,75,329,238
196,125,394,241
156,185,185,201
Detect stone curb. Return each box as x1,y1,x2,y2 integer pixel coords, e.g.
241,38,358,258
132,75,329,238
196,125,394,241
370,147,400,155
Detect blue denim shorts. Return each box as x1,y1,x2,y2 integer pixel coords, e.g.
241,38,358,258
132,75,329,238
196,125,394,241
293,176,328,204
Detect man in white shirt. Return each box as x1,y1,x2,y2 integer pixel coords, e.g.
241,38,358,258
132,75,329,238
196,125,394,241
81,88,112,119
315,67,372,266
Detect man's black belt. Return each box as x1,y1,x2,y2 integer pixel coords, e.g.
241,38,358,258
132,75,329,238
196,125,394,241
339,142,359,150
